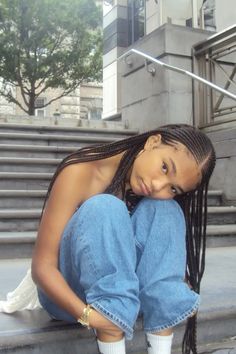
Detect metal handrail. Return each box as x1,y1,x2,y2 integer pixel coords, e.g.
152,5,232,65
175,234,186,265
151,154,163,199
117,48,236,101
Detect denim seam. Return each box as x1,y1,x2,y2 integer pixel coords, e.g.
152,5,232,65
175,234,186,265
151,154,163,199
134,238,143,252
91,301,134,340
144,296,200,333
71,236,100,278
70,215,100,278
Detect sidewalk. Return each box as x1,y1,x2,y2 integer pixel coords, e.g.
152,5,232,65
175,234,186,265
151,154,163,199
199,337,236,353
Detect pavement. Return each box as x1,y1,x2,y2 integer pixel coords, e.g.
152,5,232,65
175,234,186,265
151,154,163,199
198,338,236,354
137,338,236,354
0,246,236,353
174,337,236,354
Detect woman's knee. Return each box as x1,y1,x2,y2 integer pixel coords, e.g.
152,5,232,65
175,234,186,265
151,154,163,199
96,327,124,341
79,194,128,218
131,198,186,253
138,198,183,216
134,198,185,229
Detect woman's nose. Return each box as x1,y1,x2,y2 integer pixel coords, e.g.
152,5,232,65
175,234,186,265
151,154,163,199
151,177,168,193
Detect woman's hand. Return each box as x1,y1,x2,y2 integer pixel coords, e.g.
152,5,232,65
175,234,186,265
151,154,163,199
89,308,124,341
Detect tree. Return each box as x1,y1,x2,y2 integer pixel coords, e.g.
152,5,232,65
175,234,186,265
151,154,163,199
0,0,102,115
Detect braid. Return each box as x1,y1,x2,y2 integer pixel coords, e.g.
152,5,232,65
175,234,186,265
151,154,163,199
159,125,215,354
42,124,216,354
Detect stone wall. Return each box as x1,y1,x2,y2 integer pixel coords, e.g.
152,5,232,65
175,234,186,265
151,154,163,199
119,23,213,131
118,23,236,200
204,123,236,202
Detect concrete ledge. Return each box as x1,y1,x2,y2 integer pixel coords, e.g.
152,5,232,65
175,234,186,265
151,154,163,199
0,306,235,353
0,247,235,352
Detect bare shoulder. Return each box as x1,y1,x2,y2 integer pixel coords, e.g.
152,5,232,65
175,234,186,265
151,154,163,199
50,162,94,202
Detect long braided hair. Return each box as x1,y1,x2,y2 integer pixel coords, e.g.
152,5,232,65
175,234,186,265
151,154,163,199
43,124,216,354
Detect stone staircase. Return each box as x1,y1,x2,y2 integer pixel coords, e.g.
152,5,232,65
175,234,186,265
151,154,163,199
0,120,236,353
0,121,136,257
0,121,235,257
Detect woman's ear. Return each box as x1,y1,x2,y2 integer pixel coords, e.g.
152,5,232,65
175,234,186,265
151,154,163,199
144,134,162,151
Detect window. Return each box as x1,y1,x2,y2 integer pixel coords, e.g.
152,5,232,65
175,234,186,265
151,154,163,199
128,0,145,45
35,97,46,117
88,108,102,120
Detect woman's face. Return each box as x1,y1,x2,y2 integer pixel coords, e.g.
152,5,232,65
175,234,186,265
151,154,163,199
129,134,202,200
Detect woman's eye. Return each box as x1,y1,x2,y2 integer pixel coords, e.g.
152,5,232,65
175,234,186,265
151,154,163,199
162,162,168,174
171,186,177,195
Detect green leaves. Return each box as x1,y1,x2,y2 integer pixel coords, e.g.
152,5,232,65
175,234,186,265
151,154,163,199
0,0,102,114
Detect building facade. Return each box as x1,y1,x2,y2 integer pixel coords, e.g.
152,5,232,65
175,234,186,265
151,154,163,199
0,83,103,122
103,0,236,200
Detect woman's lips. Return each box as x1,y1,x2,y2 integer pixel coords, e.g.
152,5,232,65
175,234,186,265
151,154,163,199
140,179,151,196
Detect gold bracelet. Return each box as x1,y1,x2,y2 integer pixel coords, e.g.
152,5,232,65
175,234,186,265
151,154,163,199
77,304,92,329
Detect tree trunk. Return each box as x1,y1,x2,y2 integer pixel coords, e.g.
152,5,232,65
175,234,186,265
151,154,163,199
28,90,36,116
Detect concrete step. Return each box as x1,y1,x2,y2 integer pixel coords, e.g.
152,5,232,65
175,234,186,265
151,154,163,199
0,210,40,232
0,157,60,173
0,131,122,147
0,189,224,210
0,190,47,209
0,122,137,138
0,232,36,259
0,114,125,129
0,247,235,353
0,205,235,232
0,144,77,159
0,172,51,190
206,224,236,247
207,206,236,225
0,224,236,259
207,190,223,206
0,204,235,233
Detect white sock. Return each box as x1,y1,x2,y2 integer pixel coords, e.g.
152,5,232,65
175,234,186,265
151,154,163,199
97,337,126,354
146,333,173,354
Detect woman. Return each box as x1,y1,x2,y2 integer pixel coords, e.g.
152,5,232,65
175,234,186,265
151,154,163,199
32,124,216,354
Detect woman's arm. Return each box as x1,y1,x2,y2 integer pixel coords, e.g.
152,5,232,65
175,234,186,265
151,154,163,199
31,163,119,333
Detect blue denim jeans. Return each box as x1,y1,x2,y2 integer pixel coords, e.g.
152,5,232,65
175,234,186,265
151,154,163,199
38,194,200,339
